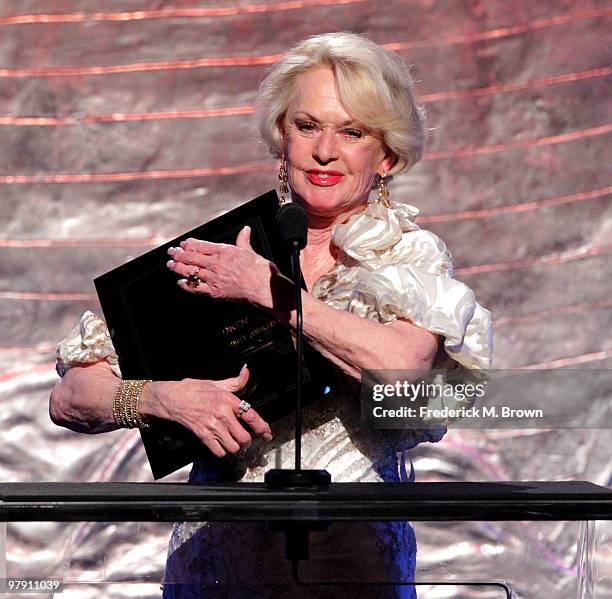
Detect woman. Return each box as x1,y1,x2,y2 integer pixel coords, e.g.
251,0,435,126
51,32,492,598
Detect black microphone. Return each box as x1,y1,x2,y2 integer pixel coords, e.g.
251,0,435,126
276,202,308,250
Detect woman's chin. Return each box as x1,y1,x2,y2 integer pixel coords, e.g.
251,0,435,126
293,187,361,218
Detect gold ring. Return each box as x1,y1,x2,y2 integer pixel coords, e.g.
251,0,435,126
186,273,201,288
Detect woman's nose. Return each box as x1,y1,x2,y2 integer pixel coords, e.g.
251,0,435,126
313,128,339,164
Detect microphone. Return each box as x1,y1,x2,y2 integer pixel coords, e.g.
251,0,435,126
276,203,308,250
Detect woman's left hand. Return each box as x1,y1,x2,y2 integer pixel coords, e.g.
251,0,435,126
166,226,289,311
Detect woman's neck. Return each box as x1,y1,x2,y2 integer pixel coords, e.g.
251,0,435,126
305,224,334,250
294,200,364,286
300,212,354,288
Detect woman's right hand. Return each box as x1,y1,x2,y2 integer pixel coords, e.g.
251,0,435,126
140,365,272,457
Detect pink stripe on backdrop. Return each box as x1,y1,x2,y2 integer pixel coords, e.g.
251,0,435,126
0,0,367,26
0,8,609,78
2,67,610,127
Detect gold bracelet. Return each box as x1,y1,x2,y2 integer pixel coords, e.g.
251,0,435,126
112,379,152,429
131,379,151,429
112,380,128,428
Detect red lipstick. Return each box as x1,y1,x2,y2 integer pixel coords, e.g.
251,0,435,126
306,169,344,186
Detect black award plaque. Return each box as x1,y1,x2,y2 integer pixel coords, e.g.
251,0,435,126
95,190,313,479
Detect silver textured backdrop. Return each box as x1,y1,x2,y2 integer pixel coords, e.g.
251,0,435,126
0,0,611,597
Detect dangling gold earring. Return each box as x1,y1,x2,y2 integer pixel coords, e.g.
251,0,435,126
377,172,390,208
278,158,289,206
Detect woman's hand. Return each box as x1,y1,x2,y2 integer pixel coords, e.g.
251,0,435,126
166,226,292,313
140,365,273,457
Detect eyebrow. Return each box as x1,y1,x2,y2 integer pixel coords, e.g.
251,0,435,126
293,111,359,127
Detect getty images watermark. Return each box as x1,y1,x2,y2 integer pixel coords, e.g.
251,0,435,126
360,369,612,429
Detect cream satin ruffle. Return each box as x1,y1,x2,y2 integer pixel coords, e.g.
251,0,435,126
312,201,493,370
56,310,121,377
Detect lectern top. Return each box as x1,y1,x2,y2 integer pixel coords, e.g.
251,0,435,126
0,481,610,522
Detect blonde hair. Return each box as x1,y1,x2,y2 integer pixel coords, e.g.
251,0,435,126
255,32,426,174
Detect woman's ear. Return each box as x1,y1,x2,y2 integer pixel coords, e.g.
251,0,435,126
277,116,287,154
380,150,398,174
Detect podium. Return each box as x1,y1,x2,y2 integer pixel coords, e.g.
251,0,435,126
1,481,610,597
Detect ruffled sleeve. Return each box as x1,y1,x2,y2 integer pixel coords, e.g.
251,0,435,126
56,311,121,377
312,201,492,371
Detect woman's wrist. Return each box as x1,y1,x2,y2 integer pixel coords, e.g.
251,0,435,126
266,269,297,323
138,380,171,422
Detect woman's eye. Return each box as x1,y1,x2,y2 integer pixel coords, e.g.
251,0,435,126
342,128,364,139
296,121,317,133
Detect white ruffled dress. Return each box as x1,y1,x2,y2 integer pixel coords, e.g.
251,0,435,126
56,200,492,599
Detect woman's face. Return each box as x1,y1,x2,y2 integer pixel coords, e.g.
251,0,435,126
282,67,395,221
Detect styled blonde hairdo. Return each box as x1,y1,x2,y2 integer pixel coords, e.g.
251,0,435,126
255,32,426,174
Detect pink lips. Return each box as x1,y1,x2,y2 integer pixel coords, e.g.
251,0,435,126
306,169,344,186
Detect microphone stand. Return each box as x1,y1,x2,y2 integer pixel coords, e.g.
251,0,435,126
265,242,331,489
265,204,331,562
